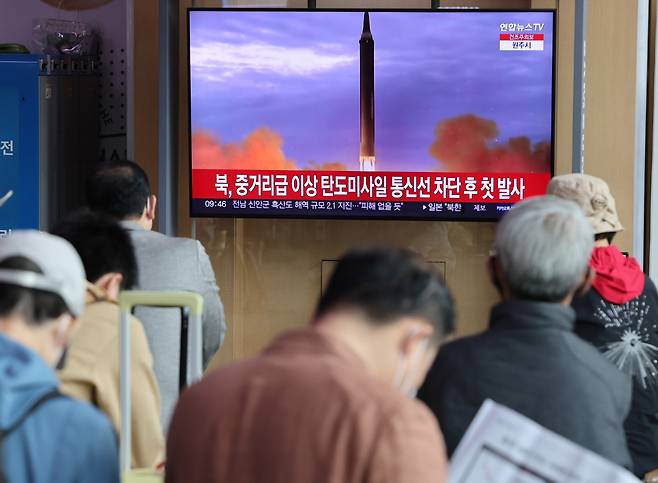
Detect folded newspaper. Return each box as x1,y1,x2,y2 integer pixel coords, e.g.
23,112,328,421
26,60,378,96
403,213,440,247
449,399,640,483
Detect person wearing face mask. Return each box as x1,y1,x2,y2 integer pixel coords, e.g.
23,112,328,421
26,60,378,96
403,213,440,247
165,247,455,483
52,211,164,470
0,231,119,483
418,196,633,470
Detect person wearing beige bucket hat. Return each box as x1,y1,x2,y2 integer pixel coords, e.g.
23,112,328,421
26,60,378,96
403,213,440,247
548,173,658,478
548,173,624,237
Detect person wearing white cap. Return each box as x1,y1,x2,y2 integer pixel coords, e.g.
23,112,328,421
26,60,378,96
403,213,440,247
0,231,119,483
549,173,658,478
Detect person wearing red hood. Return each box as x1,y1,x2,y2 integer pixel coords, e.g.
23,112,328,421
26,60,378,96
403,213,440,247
548,173,657,478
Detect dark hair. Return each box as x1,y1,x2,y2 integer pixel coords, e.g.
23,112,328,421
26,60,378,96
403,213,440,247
595,232,616,244
316,247,455,343
0,257,69,325
51,210,138,290
86,160,151,219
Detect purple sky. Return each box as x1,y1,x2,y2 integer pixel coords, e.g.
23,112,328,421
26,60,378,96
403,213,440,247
189,10,554,172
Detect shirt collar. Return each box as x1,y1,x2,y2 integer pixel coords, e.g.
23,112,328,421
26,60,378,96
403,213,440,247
265,327,367,370
119,220,145,232
85,282,114,306
490,299,576,332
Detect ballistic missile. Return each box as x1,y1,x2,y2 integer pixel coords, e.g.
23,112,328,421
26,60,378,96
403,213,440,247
359,11,376,172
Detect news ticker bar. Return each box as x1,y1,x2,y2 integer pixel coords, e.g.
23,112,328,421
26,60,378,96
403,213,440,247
191,199,515,219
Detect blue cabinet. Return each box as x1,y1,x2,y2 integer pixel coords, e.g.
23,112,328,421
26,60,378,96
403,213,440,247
0,54,99,235
0,55,40,235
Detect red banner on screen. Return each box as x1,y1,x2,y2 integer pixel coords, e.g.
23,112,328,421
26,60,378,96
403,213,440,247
499,33,544,41
192,170,550,204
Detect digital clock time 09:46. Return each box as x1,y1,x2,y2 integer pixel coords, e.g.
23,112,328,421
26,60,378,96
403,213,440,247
204,200,228,208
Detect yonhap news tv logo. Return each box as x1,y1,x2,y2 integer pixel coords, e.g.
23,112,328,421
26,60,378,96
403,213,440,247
499,22,545,51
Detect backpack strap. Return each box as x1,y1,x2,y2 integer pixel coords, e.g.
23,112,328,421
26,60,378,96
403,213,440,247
0,389,62,483
0,389,62,440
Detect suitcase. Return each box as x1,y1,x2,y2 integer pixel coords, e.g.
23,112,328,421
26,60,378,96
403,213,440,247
118,291,204,478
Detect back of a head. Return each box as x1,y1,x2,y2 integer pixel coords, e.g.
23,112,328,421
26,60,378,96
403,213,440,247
316,247,455,343
547,173,623,237
495,195,594,302
0,231,86,325
51,210,138,290
86,161,150,220
0,257,70,327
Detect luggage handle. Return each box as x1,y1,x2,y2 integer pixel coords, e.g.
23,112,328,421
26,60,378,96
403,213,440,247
118,291,204,475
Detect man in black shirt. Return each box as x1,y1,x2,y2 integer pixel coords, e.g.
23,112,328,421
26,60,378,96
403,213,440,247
419,196,632,470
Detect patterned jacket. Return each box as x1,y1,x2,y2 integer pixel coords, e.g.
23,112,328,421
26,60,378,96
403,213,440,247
573,273,658,477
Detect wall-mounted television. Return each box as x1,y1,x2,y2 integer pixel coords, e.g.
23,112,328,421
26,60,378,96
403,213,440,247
188,8,555,220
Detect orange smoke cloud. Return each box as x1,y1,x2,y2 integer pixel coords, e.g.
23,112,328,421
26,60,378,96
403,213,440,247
193,128,297,170
193,129,348,171
429,114,550,173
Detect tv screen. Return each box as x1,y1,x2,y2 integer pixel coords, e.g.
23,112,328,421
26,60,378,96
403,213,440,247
188,9,555,220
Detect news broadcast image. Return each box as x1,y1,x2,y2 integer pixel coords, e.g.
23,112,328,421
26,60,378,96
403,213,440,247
189,10,554,220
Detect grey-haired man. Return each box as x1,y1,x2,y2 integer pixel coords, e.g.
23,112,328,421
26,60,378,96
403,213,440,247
418,195,633,470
